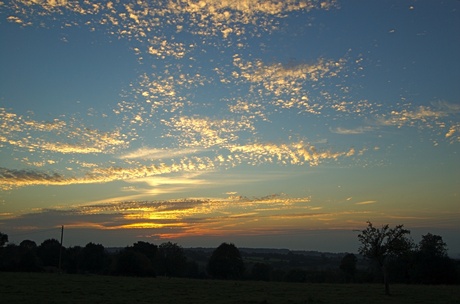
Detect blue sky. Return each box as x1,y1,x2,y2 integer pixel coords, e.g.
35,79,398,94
1,0,459,255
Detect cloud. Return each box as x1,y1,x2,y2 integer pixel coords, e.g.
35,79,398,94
331,100,377,116
120,147,205,160
0,108,128,155
168,0,337,17
365,101,460,145
0,167,70,190
229,56,349,116
228,100,268,121
355,200,377,205
234,58,345,108
1,194,314,234
6,16,24,24
163,116,255,148
229,141,355,166
377,102,459,128
0,155,215,190
331,126,374,135
237,58,345,84
445,124,460,142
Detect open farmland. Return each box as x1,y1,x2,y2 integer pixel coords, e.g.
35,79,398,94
1,272,459,304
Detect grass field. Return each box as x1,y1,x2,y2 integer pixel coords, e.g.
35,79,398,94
1,272,459,304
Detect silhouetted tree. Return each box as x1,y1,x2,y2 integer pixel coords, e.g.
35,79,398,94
156,242,187,277
411,233,456,284
132,241,157,265
418,233,447,257
113,249,154,277
79,243,108,274
37,239,64,269
0,244,19,271
0,232,7,270
18,240,40,272
340,253,357,283
0,232,8,247
19,240,37,250
65,246,82,274
358,221,412,295
118,241,159,276
207,243,245,280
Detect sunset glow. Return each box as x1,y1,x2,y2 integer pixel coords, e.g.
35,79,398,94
1,0,459,254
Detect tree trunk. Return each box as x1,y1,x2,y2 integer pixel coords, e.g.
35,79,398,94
382,264,390,295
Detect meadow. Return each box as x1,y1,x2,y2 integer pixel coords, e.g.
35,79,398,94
1,272,459,304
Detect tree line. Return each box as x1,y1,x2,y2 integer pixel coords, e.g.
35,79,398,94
0,234,245,279
0,223,459,290
357,221,458,295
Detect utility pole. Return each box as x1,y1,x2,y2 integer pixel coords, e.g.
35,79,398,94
58,225,64,273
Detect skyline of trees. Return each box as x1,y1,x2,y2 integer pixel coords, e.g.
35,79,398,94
0,227,458,285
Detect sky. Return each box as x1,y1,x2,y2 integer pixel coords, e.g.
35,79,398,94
1,0,459,255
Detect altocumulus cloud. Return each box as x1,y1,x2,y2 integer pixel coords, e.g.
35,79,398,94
0,167,69,190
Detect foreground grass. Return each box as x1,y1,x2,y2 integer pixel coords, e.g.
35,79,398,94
1,272,459,304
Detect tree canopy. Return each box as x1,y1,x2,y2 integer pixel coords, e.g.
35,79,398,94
0,232,8,247
358,221,413,295
207,242,245,280
339,253,357,283
157,242,187,277
418,233,448,258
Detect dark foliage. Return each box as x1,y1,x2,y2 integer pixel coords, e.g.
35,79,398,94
79,243,109,274
0,232,7,247
132,241,158,263
251,262,272,281
358,221,413,295
419,233,448,258
284,269,307,282
37,239,64,268
112,249,155,277
65,246,82,274
156,242,187,277
207,243,245,279
340,253,357,283
410,233,456,284
1,227,458,286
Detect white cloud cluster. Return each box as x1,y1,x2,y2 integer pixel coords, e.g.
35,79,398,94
233,56,347,114
229,141,355,166
373,103,460,143
380,106,447,127
1,0,458,200
120,147,204,160
162,116,255,148
331,126,374,135
237,58,345,85
0,108,128,155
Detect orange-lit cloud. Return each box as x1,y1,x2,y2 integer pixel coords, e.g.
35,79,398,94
5,194,457,243
0,108,128,155
163,116,255,148
229,141,355,166
1,194,314,232
377,102,459,128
